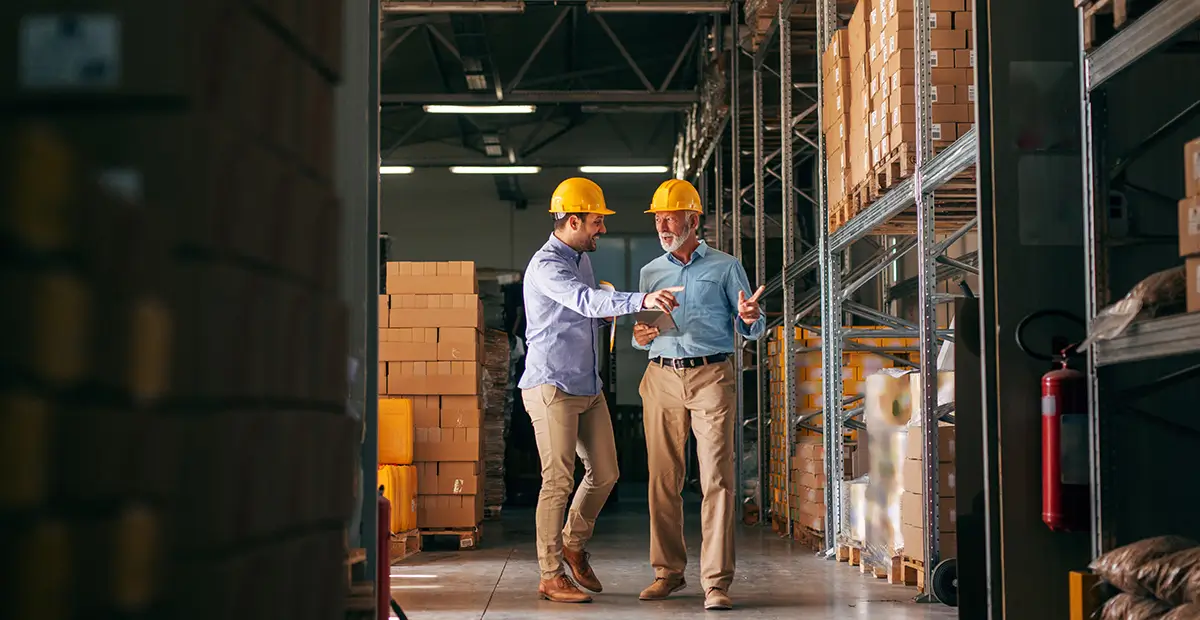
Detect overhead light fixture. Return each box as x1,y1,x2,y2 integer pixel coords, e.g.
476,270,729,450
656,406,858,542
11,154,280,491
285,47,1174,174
579,165,670,174
382,1,525,13
423,104,536,114
450,166,540,174
380,166,415,174
586,0,730,13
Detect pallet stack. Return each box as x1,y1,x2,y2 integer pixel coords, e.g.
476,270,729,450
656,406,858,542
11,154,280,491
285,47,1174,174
481,328,510,517
2,3,352,619
1181,137,1200,313
381,261,486,543
828,0,976,230
899,421,957,587
824,30,853,227
788,438,828,546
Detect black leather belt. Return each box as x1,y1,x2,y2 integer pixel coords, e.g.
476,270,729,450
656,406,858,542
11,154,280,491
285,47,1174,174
650,353,729,369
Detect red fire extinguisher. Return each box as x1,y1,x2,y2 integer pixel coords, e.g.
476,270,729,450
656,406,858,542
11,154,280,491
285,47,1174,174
1018,310,1090,533
377,486,392,620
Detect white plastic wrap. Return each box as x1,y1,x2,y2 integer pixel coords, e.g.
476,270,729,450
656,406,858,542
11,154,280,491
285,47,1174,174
862,371,912,568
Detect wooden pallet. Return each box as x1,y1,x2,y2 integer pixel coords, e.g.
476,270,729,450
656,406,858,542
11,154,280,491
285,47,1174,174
902,556,927,592
389,529,421,564
789,523,826,550
1078,0,1162,50
345,547,366,588
419,525,482,550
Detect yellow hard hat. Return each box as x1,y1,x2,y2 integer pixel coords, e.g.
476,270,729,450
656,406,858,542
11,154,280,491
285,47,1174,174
549,177,615,216
646,179,703,214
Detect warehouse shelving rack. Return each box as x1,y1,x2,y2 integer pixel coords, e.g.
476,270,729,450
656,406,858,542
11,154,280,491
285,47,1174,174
1078,0,1200,560
698,0,980,596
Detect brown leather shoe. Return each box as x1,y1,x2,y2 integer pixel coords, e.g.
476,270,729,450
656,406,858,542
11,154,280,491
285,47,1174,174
538,575,593,603
639,576,687,601
704,588,733,610
562,547,603,593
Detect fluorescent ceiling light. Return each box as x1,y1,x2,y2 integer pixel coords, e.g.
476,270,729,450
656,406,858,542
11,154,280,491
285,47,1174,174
382,1,524,13
380,166,415,174
423,104,536,114
450,166,540,174
579,165,670,174
586,0,730,13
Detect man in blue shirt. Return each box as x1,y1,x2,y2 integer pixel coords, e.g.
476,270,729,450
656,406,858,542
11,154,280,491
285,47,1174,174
632,179,765,611
519,177,683,604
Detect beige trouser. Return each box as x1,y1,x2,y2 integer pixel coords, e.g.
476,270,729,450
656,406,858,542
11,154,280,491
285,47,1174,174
521,384,620,581
639,358,737,592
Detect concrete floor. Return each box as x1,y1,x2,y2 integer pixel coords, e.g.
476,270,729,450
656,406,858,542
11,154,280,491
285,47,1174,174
390,487,957,619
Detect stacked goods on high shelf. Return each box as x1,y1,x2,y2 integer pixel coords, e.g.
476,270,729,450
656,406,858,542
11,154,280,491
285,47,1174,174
743,0,782,50
482,329,511,515
381,261,485,534
1,4,352,618
827,0,977,231
1180,137,1200,312
1076,0,1165,51
824,29,853,230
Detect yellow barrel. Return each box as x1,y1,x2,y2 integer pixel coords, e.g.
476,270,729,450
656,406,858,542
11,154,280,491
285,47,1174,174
378,465,418,534
378,397,413,465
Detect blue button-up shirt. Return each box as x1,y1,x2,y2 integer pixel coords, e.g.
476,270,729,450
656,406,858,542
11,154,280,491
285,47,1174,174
634,241,766,358
519,234,647,396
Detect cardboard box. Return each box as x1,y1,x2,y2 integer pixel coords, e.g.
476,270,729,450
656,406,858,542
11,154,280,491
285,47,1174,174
902,458,956,497
891,122,958,146
414,427,483,462
418,493,483,529
441,394,484,428
901,490,957,531
905,423,956,462
379,328,438,361
891,0,966,12
385,261,477,295
388,294,483,329
903,522,958,563
379,295,390,328
417,461,481,495
956,84,975,104
1185,137,1200,198
827,147,848,206
955,49,974,68
387,361,481,395
888,10,954,30
953,10,973,30
1180,196,1200,256
405,395,441,428
886,29,969,54
1189,257,1200,313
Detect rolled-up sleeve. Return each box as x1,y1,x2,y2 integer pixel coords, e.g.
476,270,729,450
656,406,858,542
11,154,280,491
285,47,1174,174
530,256,645,319
728,262,766,341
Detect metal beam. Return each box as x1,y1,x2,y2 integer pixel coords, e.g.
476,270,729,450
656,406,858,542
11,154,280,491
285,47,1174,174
383,26,420,61
661,23,702,92
594,14,656,91
506,7,571,93
381,90,699,103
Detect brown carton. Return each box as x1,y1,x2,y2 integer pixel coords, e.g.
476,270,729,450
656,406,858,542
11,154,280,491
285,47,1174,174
413,427,483,462
417,494,483,529
389,294,483,329
889,10,954,30
903,522,958,563
385,261,477,294
405,395,442,428
955,49,974,68
1185,137,1200,198
955,84,975,104
1189,257,1200,313
1180,196,1200,257
902,458,956,497
886,29,969,55
379,295,390,328
379,328,438,362
416,461,480,495
387,361,481,395
891,122,958,146
437,327,483,362
901,491,957,532
953,11,973,30
891,0,966,12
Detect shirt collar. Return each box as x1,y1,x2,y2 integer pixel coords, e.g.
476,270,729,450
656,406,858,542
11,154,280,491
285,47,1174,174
547,233,582,264
666,240,709,266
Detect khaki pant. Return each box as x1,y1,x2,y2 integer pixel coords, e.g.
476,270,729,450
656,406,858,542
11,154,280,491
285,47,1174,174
521,385,620,581
639,359,737,592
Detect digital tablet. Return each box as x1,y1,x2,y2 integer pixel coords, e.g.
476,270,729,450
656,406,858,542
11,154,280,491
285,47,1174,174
633,309,677,333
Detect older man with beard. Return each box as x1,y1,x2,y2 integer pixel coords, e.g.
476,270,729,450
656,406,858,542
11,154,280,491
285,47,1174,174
632,179,765,611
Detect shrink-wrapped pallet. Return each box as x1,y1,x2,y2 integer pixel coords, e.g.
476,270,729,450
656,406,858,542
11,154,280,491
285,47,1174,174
861,369,912,569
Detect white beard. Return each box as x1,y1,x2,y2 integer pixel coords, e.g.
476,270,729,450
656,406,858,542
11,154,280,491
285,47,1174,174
660,224,693,252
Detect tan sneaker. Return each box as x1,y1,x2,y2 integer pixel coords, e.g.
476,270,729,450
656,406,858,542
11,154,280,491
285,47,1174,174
704,588,733,610
538,575,593,603
563,547,603,593
639,576,687,601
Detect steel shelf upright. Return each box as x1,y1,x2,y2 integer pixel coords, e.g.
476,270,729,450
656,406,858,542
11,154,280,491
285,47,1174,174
779,1,797,539
1078,0,1200,560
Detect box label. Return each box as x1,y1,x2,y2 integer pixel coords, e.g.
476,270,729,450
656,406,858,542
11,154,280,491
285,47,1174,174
1190,206,1200,235
20,14,121,89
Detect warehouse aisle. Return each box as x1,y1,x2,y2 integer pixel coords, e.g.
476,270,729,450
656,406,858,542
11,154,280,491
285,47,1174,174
391,487,956,619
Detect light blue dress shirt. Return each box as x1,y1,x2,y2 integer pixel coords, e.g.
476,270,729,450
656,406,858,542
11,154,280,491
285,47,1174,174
519,234,647,396
634,241,766,358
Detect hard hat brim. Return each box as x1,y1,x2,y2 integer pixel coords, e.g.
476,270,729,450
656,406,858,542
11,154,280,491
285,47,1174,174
549,207,616,216
644,207,702,214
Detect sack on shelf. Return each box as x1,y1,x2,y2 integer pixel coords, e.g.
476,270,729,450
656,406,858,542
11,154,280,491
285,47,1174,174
1138,547,1200,607
1102,593,1172,620
1090,536,1198,597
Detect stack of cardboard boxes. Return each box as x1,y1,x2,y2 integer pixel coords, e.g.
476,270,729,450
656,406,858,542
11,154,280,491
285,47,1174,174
3,4,353,618
900,422,957,564
380,261,486,530
1181,137,1200,312
789,438,828,537
830,0,976,229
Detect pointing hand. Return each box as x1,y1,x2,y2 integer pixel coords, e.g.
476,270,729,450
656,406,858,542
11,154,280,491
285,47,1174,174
738,285,765,323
